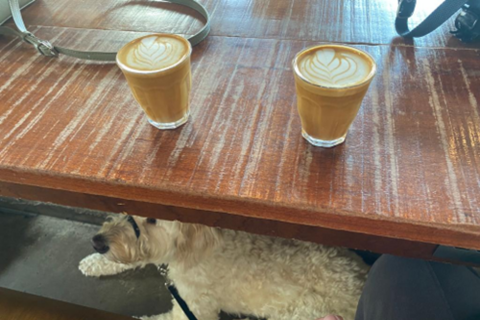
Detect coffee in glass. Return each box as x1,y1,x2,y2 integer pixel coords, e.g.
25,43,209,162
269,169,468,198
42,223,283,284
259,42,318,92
292,45,376,147
116,34,192,129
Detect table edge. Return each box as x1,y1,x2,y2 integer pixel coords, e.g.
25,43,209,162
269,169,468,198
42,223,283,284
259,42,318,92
1,167,479,250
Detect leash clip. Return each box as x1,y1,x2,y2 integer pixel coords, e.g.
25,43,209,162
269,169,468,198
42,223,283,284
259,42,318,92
158,264,173,286
157,264,198,320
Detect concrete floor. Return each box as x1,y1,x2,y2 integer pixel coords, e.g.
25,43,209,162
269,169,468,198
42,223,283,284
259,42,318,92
0,208,172,318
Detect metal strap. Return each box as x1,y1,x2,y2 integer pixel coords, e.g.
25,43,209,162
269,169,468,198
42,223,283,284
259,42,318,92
0,0,210,60
395,0,469,38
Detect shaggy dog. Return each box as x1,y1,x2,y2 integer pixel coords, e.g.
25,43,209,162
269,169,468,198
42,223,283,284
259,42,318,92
80,215,369,320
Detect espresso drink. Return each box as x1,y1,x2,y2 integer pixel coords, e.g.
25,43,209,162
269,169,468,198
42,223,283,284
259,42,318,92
116,34,192,129
293,45,376,147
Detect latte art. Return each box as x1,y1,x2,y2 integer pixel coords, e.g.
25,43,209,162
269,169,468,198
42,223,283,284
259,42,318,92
124,35,188,71
116,34,192,129
293,44,376,147
298,48,370,87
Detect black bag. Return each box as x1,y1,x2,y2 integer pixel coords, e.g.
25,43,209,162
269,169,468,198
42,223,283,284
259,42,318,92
396,0,480,42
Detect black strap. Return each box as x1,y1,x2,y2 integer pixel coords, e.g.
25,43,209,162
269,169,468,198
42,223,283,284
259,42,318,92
158,265,199,320
166,284,199,320
395,0,470,37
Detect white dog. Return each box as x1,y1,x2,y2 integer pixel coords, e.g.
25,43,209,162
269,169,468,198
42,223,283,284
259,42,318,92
80,215,369,320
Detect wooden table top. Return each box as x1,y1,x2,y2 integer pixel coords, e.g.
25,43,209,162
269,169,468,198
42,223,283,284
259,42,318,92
1,0,480,254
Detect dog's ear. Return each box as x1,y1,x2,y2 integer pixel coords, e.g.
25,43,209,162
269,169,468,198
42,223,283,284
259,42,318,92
173,222,221,266
105,215,117,222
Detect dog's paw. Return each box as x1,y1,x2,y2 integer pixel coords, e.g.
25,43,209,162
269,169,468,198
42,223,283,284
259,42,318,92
78,253,136,277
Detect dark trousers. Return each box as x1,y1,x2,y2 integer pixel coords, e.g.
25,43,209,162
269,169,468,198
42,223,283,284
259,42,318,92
355,255,480,320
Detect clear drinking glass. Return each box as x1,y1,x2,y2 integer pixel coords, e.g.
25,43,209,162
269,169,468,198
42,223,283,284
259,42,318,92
116,34,192,129
292,44,376,147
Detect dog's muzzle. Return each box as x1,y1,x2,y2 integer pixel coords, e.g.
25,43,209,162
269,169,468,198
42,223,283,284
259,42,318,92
91,234,109,254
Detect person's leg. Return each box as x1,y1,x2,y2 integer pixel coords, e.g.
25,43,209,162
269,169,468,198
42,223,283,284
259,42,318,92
428,260,480,320
355,255,480,320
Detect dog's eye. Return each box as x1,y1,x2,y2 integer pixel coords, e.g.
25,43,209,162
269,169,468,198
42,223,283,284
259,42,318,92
146,218,156,224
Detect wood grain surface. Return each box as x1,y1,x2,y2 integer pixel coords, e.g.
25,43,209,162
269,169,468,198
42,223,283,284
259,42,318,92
16,0,480,48
0,180,457,264
1,0,480,254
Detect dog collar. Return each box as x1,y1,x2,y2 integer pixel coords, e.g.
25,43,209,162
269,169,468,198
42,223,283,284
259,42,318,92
127,216,141,239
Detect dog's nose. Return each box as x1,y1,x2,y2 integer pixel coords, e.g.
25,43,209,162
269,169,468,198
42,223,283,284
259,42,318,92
91,234,109,254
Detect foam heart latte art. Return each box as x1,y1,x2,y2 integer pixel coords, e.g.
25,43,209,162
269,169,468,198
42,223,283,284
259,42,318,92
116,34,192,129
123,35,189,71
292,44,376,147
298,48,371,88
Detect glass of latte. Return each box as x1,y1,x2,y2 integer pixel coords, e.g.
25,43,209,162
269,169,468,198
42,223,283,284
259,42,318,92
292,45,376,147
116,34,192,129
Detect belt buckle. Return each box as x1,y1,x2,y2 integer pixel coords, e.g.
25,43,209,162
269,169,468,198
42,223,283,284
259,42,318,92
22,32,58,57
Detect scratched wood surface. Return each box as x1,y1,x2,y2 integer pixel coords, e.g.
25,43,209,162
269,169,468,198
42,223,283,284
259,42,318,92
17,0,480,48
1,0,480,252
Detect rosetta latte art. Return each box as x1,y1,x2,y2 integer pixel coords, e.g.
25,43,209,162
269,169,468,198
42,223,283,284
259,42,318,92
299,48,370,87
125,36,187,70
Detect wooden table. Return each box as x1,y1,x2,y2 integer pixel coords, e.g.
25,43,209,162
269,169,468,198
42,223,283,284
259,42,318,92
1,0,480,263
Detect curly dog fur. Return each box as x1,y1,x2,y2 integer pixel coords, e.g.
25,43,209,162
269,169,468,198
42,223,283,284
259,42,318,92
81,215,369,320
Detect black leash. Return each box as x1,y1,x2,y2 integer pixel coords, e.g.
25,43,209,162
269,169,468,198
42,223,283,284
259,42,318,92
125,216,198,320
395,0,470,37
159,265,199,320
